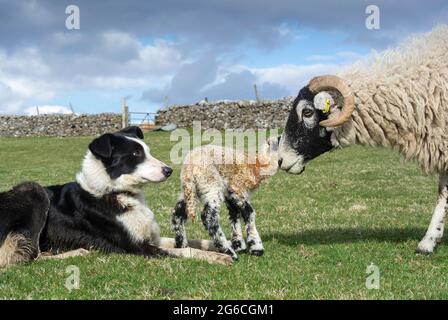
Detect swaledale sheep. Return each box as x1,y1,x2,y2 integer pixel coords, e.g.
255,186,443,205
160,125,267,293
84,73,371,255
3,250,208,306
172,137,279,260
277,26,448,254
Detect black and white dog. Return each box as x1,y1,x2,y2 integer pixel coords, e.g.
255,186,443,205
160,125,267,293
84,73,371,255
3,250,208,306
0,127,231,267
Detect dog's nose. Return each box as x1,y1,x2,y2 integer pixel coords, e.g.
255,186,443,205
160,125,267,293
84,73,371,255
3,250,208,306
278,159,283,168
162,166,173,177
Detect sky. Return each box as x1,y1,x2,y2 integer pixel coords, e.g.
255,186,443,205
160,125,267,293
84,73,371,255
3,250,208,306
0,0,447,115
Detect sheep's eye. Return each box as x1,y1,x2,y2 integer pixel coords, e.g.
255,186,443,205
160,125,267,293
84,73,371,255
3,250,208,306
303,109,314,118
132,150,142,157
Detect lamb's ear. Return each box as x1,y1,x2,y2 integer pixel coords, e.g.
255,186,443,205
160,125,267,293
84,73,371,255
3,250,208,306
120,126,144,139
89,134,114,159
266,136,279,152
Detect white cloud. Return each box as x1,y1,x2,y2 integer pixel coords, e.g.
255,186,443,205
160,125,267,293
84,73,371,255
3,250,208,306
275,23,306,41
0,33,186,114
306,51,364,63
250,63,339,93
23,105,73,115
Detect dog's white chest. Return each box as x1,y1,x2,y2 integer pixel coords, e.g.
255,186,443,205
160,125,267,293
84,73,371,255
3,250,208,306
115,194,160,244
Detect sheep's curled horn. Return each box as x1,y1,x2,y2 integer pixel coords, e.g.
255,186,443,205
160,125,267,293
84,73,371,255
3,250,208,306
308,75,355,127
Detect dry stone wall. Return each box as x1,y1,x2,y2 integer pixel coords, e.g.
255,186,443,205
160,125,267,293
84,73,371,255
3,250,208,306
0,98,295,137
155,98,294,130
0,113,121,137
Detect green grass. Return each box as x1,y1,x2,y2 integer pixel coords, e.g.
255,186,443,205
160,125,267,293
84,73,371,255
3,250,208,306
0,131,446,299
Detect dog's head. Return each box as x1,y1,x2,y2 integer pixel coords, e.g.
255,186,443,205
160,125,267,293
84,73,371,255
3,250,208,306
77,126,172,196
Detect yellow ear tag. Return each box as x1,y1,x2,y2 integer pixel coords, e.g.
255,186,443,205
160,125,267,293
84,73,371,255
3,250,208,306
322,98,331,113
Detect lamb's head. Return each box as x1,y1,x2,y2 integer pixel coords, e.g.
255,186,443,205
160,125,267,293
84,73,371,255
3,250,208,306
278,75,355,174
258,136,280,177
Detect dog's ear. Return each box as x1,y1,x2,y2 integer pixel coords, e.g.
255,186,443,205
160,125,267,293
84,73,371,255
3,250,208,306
120,126,144,139
89,134,114,159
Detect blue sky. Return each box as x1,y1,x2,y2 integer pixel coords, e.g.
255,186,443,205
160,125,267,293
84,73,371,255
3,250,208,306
0,0,446,115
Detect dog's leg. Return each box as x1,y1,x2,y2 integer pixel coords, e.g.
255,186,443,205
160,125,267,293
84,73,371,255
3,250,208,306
39,248,90,260
225,195,247,252
0,233,35,268
417,174,448,254
158,237,218,251
142,240,231,265
159,247,232,266
201,200,237,260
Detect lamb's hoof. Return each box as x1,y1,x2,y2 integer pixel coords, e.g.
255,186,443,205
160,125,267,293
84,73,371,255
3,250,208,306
223,248,238,261
249,249,264,257
247,238,264,257
232,239,247,252
416,248,433,255
416,238,436,255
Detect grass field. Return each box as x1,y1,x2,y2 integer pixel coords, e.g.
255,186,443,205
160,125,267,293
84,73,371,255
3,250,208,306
0,131,447,299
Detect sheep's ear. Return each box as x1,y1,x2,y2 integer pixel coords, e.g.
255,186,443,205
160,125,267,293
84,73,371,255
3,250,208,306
313,91,335,114
89,134,114,159
120,126,144,139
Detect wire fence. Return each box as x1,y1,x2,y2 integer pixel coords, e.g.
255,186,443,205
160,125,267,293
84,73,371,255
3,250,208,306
121,104,158,129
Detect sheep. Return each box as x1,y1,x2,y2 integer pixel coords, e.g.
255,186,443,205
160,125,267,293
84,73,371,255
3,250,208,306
277,25,448,254
171,136,279,260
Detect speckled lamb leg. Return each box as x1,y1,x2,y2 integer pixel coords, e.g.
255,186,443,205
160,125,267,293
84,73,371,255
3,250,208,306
417,174,448,254
225,196,247,252
201,201,237,260
171,199,188,248
240,201,264,256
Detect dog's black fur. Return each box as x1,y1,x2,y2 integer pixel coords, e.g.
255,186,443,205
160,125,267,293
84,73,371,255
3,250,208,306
40,183,157,255
0,182,49,267
0,127,173,267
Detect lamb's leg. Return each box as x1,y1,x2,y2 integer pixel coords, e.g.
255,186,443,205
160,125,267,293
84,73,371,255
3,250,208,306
168,198,220,252
201,201,238,260
225,196,247,252
171,199,188,248
417,174,448,254
240,201,264,256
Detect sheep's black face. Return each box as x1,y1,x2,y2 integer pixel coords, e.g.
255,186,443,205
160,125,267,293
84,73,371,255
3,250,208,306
278,86,334,174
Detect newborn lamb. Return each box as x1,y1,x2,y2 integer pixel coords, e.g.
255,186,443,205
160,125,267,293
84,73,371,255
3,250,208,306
172,136,279,260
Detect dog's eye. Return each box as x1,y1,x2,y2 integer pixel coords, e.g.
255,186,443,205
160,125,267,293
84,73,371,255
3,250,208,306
132,150,142,157
303,109,314,118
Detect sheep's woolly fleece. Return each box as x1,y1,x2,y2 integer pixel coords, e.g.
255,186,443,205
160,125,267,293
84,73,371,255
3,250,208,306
332,25,448,174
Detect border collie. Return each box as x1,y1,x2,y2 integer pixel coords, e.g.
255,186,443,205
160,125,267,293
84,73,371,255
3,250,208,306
0,127,231,267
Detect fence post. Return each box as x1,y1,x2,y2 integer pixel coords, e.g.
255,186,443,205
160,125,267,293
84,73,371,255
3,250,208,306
253,84,261,103
122,98,129,128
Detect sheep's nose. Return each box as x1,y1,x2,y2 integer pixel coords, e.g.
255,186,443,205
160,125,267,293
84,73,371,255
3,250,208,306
162,166,173,177
278,159,283,168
